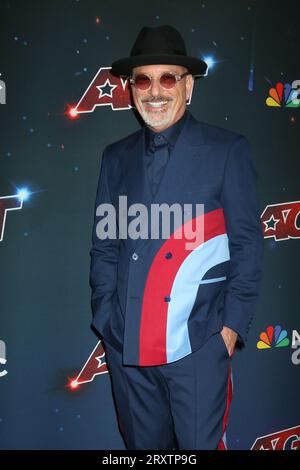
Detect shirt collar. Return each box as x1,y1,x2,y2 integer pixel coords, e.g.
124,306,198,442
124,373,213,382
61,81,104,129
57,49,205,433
145,109,189,154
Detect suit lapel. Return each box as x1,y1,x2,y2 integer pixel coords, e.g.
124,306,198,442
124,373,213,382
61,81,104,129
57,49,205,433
122,127,152,210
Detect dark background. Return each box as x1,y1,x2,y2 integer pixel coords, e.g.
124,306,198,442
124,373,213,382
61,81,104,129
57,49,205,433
0,0,299,449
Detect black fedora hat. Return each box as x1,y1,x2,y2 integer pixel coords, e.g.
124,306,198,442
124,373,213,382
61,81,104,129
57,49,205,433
111,25,208,78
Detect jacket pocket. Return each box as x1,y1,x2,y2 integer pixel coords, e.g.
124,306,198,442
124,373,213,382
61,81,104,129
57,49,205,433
218,332,230,359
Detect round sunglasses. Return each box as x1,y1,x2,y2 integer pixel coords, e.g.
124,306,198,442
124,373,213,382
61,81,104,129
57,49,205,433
129,71,190,90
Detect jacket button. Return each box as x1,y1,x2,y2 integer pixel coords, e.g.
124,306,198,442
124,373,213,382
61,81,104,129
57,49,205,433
132,252,139,261
165,252,172,259
164,295,171,302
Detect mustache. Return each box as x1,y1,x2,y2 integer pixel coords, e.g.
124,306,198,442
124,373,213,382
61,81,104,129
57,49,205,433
142,97,172,103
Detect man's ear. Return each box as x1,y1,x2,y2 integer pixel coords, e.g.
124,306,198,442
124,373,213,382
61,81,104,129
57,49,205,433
186,75,194,101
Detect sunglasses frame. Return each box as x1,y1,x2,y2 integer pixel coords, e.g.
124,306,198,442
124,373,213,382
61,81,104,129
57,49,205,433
129,71,190,90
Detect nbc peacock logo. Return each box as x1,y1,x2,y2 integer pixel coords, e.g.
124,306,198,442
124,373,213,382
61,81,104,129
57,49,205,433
266,81,300,108
257,325,290,350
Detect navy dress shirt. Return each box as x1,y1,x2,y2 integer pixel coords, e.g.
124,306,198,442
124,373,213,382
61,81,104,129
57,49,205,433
144,109,189,198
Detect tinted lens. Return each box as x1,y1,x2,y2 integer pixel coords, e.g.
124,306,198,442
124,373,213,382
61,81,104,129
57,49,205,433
134,74,151,90
160,73,177,88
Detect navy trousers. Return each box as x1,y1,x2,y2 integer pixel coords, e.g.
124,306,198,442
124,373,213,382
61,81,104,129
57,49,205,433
103,331,234,450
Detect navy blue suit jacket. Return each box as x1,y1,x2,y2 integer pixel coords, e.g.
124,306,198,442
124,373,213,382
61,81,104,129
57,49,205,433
89,110,264,366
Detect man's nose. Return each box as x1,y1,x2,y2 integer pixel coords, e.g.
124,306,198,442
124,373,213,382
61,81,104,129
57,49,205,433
149,77,162,95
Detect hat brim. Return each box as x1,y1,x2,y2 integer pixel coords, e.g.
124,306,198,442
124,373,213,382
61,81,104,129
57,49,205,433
110,54,208,78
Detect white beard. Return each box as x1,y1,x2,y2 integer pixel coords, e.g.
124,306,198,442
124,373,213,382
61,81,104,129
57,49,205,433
139,101,174,129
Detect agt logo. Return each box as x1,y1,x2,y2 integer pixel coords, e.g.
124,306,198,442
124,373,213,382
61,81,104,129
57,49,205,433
266,80,300,108
65,66,194,118
0,340,8,378
251,425,300,450
0,77,6,104
261,200,300,241
67,341,108,390
257,325,300,365
0,189,30,242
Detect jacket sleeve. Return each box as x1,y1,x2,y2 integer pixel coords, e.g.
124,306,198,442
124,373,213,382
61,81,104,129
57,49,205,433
220,136,264,345
89,147,120,334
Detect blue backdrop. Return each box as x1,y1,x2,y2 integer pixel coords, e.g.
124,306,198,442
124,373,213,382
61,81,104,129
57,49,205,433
0,0,299,450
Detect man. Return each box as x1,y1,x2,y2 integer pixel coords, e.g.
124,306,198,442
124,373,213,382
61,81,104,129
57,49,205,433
89,25,264,450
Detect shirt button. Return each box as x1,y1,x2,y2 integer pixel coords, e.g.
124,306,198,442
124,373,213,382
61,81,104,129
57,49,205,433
165,252,172,259
154,134,166,146
132,252,139,261
164,295,171,302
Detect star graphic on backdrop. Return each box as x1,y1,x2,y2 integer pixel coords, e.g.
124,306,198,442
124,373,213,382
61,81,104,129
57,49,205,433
96,78,117,98
95,353,106,368
263,214,280,231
